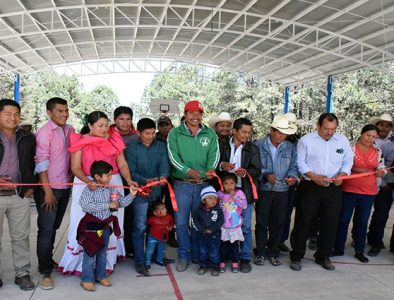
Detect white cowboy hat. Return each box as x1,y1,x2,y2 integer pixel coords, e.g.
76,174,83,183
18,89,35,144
284,112,297,125
208,112,233,128
369,113,393,126
271,114,297,135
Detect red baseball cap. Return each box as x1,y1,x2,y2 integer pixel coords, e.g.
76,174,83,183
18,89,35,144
184,100,204,113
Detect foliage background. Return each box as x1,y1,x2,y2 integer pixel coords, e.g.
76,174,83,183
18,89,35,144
1,64,393,140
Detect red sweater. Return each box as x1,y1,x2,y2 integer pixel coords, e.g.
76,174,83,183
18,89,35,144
147,215,174,242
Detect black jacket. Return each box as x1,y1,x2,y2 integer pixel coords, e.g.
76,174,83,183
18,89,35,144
192,203,224,237
0,128,36,197
216,140,261,203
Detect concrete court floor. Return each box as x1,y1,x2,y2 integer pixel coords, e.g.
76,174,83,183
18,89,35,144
1,200,394,300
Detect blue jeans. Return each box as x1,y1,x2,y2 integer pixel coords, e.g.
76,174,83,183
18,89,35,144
81,228,110,282
240,203,253,261
34,188,70,275
132,196,150,266
335,192,375,254
198,233,221,267
145,234,166,266
174,180,208,262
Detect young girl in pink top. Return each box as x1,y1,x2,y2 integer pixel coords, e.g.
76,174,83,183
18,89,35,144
217,173,247,273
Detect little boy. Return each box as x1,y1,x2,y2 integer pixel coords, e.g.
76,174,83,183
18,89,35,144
77,160,137,291
192,186,224,276
145,201,174,269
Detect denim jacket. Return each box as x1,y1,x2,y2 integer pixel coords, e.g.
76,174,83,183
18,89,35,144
255,135,298,192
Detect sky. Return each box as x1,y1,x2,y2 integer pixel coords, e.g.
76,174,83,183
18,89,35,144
78,72,156,105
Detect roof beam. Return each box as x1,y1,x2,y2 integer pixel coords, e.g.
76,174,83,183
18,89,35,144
147,0,171,56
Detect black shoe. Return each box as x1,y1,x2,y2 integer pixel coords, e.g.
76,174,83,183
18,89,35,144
390,248,394,254
367,247,380,257
126,252,134,259
314,258,335,271
355,253,369,263
240,260,252,273
0,279,3,288
15,274,35,290
162,258,175,265
290,260,302,271
135,264,150,276
279,243,290,252
211,267,220,276
308,238,317,250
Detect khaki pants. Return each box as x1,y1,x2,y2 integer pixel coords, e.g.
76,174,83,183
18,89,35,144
0,194,31,279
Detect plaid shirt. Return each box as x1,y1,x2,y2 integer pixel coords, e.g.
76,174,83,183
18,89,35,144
79,186,135,220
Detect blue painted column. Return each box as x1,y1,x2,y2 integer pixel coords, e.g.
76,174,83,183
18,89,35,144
13,74,20,103
284,86,290,113
326,75,333,113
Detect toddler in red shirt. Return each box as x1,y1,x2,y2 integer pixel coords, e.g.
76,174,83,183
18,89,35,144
145,201,174,268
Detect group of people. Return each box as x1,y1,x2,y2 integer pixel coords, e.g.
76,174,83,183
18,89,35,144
0,96,393,292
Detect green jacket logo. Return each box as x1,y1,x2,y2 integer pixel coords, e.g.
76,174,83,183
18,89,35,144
200,137,210,147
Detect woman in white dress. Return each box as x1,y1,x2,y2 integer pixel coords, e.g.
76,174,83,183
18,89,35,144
59,111,135,275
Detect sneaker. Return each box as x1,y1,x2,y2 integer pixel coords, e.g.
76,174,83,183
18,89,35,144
97,278,111,287
254,255,265,266
219,262,226,273
197,266,207,275
308,237,317,250
211,267,220,276
80,282,95,292
367,247,380,257
231,262,239,273
240,260,252,273
279,243,290,252
15,274,35,291
39,274,54,290
135,264,150,276
176,261,189,272
290,260,302,271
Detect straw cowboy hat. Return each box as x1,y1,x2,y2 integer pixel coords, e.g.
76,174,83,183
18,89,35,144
369,113,393,126
284,112,297,125
208,112,233,128
271,114,297,135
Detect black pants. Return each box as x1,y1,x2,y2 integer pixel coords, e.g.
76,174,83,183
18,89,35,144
290,181,342,261
123,183,134,255
221,241,239,263
367,187,394,249
34,187,70,275
281,184,297,243
255,190,288,257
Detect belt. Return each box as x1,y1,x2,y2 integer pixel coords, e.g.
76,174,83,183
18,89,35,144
0,189,17,197
174,178,209,185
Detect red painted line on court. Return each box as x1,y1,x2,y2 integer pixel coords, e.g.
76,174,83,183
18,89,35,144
165,263,184,300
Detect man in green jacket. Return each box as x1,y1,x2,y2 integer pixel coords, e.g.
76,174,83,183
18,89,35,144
167,100,219,272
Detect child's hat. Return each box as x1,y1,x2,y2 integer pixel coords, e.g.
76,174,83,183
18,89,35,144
200,186,217,202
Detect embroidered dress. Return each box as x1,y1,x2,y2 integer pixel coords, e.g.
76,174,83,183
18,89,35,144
218,189,247,243
58,131,127,275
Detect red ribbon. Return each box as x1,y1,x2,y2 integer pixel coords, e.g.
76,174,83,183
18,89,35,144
0,180,179,212
210,172,224,191
234,168,258,200
136,179,178,212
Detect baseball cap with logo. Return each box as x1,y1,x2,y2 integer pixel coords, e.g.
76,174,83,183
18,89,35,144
184,100,204,113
